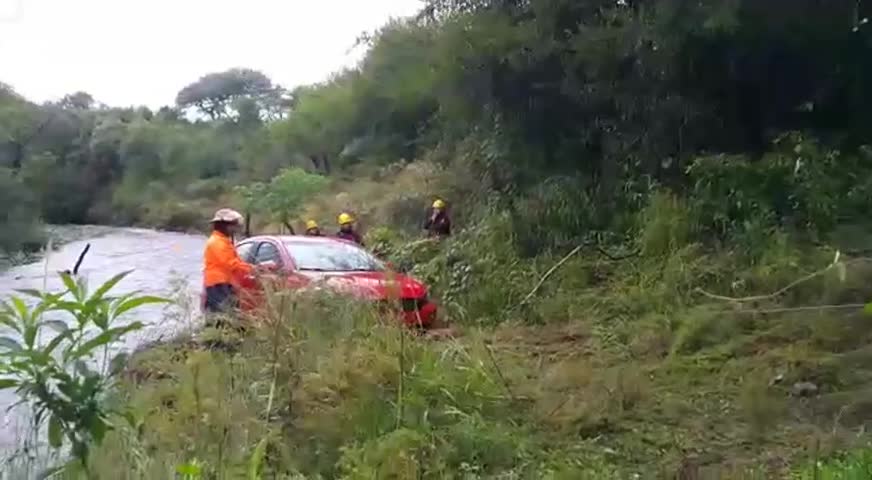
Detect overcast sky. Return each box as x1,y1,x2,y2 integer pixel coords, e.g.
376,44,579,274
0,0,422,108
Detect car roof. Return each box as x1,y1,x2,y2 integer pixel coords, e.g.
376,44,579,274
241,235,350,245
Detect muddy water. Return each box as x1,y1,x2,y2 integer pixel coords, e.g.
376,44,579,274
0,227,207,452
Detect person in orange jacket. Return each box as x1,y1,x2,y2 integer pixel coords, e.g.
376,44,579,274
203,209,253,314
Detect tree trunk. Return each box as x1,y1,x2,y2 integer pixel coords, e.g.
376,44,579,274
11,142,23,170
282,220,295,235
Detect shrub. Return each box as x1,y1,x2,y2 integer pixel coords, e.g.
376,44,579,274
0,272,166,476
687,133,872,241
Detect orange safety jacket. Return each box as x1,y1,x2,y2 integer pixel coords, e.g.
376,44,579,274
203,231,253,288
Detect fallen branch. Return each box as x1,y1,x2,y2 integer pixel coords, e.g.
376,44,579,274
518,245,583,307
696,251,864,303
595,245,640,261
713,303,866,316
72,243,90,275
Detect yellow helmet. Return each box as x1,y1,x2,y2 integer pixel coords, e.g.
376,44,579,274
306,220,318,230
338,213,354,225
432,199,446,209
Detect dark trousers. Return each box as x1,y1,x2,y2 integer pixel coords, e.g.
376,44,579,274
205,283,237,313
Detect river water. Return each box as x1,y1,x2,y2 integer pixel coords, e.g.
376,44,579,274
0,227,206,453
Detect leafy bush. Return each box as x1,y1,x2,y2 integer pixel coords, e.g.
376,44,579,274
0,272,166,475
688,133,872,241
0,168,43,253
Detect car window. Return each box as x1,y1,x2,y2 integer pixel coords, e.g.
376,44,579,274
236,242,256,263
253,242,282,266
283,240,384,272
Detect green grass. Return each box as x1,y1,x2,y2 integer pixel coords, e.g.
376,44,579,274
90,295,625,479
793,448,872,480
83,243,872,478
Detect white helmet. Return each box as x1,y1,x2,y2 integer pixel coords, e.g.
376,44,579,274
209,208,244,224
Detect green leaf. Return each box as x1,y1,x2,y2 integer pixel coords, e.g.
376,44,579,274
30,295,62,321
43,329,72,356
864,303,872,315
36,464,68,480
0,314,21,334
176,462,202,476
109,352,129,376
15,289,45,299
40,320,69,333
88,271,133,306
60,273,81,301
89,415,109,443
48,414,63,448
49,300,82,311
248,437,269,480
0,378,18,390
93,302,110,330
10,297,29,322
69,322,143,360
121,410,139,429
75,360,93,377
0,336,23,353
113,295,169,318
23,323,38,350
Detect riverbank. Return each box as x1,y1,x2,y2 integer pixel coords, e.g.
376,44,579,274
0,223,208,273
73,216,872,478
0,225,120,270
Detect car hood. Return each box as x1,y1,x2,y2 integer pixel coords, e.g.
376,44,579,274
297,270,427,300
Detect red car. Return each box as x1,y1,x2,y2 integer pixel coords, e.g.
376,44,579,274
204,235,438,328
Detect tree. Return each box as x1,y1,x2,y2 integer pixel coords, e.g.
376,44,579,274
175,68,289,120
236,168,329,233
58,91,95,110
0,93,50,169
0,167,43,252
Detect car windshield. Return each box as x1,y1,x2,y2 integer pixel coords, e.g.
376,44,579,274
284,240,385,272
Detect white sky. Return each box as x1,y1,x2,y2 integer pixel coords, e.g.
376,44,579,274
0,0,422,108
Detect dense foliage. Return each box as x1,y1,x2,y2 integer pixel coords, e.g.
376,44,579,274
2,1,872,254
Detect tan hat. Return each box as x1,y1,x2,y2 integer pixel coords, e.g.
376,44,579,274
210,208,244,224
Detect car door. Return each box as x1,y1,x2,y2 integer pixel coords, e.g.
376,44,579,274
234,241,259,310
245,241,285,308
